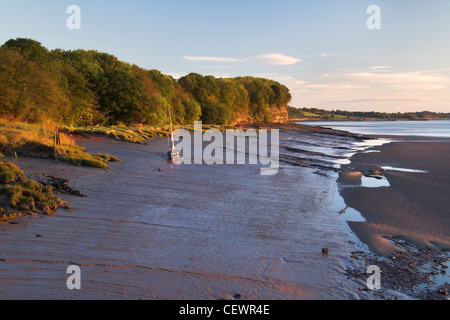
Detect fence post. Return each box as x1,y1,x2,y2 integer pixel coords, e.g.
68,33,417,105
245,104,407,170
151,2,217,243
54,126,57,159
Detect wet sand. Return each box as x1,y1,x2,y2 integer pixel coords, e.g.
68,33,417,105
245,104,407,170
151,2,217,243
0,128,379,300
338,136,450,256
337,135,450,298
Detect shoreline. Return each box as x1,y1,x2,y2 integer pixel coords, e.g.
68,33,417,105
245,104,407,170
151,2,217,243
337,134,450,299
338,134,450,254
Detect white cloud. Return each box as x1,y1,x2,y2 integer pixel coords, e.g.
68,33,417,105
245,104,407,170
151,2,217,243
285,69,450,112
183,53,301,65
245,54,302,65
369,66,392,70
339,70,450,90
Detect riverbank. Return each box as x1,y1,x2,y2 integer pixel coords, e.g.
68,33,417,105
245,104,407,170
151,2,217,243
0,123,381,300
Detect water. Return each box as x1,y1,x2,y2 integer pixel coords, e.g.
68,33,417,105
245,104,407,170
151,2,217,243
381,166,427,174
297,120,450,138
360,176,390,188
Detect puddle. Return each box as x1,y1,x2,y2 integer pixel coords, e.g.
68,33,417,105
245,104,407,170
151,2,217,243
362,150,381,154
361,175,390,188
352,138,391,151
431,260,450,287
334,189,366,222
332,138,390,169
416,259,450,292
381,166,427,174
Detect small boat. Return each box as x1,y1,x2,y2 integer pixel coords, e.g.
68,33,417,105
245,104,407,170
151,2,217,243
167,107,180,162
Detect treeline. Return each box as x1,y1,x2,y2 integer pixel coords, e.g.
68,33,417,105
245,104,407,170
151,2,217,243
288,107,450,120
0,38,291,126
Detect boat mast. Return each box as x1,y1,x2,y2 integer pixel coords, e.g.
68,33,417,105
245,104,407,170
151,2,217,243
168,105,175,150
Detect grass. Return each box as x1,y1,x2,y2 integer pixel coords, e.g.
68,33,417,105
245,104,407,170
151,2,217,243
64,123,238,143
64,125,171,143
59,150,121,170
0,161,24,184
0,161,57,215
0,120,121,169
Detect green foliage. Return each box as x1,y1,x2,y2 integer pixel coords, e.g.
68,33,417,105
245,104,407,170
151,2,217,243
58,148,121,169
93,154,121,163
68,125,170,143
0,162,24,183
0,38,292,127
0,162,57,214
201,102,231,125
59,155,109,169
178,74,290,124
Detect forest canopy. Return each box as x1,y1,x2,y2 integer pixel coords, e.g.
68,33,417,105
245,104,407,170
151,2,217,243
0,38,291,126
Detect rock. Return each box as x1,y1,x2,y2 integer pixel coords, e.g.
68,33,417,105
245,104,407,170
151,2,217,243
233,293,241,299
158,168,163,172
438,288,448,295
322,248,329,254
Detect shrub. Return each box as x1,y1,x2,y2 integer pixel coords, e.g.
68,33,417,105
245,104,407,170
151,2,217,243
0,162,24,183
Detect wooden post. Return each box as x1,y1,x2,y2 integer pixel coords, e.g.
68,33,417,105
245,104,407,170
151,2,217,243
56,126,60,146
54,126,57,159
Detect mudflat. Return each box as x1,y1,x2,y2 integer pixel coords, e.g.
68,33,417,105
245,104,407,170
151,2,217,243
338,136,450,255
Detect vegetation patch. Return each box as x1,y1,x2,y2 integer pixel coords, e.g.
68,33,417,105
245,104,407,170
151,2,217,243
0,161,68,220
58,148,120,170
0,120,120,169
65,125,171,143
65,124,237,144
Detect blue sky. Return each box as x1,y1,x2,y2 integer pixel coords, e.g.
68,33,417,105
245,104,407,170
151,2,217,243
1,0,450,112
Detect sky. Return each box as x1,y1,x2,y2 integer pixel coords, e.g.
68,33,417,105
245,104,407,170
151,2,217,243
1,0,450,112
